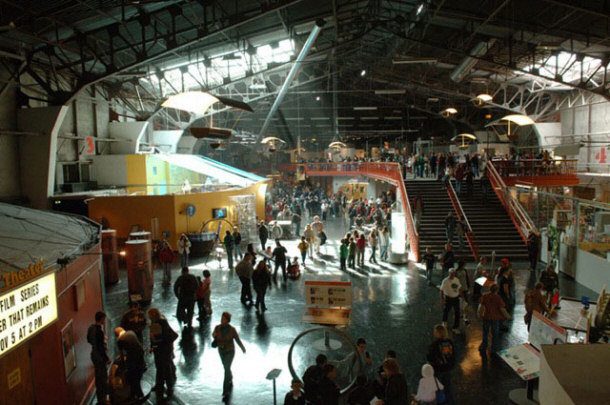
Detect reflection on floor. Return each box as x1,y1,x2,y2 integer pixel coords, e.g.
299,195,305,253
103,217,597,405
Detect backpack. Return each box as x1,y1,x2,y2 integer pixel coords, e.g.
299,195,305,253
87,324,96,346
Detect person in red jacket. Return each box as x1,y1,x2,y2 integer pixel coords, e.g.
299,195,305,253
158,240,175,286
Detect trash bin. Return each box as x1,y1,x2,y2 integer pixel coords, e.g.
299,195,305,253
102,229,119,285
125,239,154,305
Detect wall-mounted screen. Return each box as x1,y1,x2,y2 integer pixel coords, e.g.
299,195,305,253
212,208,227,219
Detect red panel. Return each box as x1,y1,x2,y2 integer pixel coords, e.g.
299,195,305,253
502,175,579,187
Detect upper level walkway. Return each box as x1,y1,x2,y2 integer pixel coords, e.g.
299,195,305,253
490,158,579,186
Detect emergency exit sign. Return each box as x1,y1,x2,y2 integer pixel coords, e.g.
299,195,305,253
0,272,58,358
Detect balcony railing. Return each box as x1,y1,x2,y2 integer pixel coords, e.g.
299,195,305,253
304,162,419,261
446,179,479,261
487,161,537,242
490,159,577,177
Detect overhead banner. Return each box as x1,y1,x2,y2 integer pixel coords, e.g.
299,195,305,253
0,272,58,358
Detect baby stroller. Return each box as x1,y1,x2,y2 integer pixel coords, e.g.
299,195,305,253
287,257,301,280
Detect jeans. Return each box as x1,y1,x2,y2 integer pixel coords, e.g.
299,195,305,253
443,296,460,329
219,350,236,394
176,299,195,327
260,237,267,250
92,357,108,404
153,352,176,393
294,223,301,237
437,371,454,405
340,257,347,270
480,319,501,353
234,244,242,262
455,181,462,194
356,248,364,266
348,255,355,268
239,276,252,304
380,244,388,260
369,246,377,263
226,248,234,269
255,287,267,311
301,251,307,265
274,258,287,280
163,262,171,284
180,253,188,268
426,266,433,283
446,227,454,243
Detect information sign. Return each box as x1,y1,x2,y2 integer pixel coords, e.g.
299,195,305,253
499,343,541,381
528,311,567,351
0,272,58,358
302,307,351,326
305,281,352,307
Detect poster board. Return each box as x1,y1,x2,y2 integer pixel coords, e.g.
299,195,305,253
498,343,541,381
528,311,568,351
305,281,352,307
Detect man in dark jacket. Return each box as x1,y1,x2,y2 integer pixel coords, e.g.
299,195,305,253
173,267,199,328
115,327,146,400
302,354,327,404
235,253,254,305
259,221,269,250
272,240,288,281
427,324,455,404
120,302,147,343
318,364,340,405
88,311,109,405
148,308,178,398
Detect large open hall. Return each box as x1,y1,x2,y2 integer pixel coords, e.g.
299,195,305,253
0,1,609,405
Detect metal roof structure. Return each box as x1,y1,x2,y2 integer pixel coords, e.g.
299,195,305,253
0,203,100,274
2,0,610,147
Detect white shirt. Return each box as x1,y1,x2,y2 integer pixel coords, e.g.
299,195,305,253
440,276,461,298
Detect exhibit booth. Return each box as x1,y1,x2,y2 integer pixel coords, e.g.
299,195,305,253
0,203,103,404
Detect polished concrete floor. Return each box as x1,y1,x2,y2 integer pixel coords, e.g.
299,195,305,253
103,217,597,405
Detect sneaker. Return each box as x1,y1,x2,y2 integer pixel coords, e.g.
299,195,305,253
452,328,461,335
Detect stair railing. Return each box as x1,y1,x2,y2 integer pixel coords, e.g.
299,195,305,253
446,178,479,261
486,161,537,242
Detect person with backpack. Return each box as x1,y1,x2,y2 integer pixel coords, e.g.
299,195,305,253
148,308,178,399
88,311,110,405
426,324,455,405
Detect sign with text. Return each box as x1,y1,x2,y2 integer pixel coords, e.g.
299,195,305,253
302,307,351,326
305,281,352,307
499,343,541,381
528,311,567,351
0,272,58,358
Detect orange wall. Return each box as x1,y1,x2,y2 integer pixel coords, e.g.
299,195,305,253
88,182,267,247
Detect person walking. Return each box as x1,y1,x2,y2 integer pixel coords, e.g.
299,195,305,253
304,224,315,258
426,325,455,405
539,264,559,307
173,267,199,329
298,236,309,266
368,229,379,264
524,282,549,330
444,212,456,244
440,269,463,334
310,216,325,255
527,231,541,271
158,240,175,286
348,237,357,269
235,253,254,306
478,284,512,359
148,308,178,399
196,270,212,319
292,211,302,238
114,327,146,400
356,234,366,267
232,227,243,262
379,227,390,261
223,230,235,270
422,247,436,286
272,240,288,281
87,311,110,405
212,312,246,401
439,243,455,280
252,260,271,313
177,233,191,268
413,364,443,405
340,238,349,271
456,219,466,251
258,221,269,250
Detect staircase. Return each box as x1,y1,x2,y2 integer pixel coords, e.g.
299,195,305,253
454,179,529,261
405,180,473,259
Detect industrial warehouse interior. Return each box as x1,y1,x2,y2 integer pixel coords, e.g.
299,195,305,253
0,1,609,404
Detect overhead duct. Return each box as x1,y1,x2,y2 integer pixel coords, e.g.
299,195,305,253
450,39,496,83
258,19,325,141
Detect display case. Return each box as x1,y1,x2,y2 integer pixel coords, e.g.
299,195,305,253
229,194,257,243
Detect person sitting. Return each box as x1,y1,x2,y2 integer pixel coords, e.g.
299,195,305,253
287,257,301,280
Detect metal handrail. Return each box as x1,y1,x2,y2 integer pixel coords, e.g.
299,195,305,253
487,161,537,242
446,179,479,261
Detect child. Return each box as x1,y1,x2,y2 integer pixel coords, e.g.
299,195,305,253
196,270,212,320
414,363,444,405
298,236,309,266
287,257,301,279
348,237,357,269
339,239,348,271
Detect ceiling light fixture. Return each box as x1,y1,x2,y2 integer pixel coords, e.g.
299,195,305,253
392,57,437,65
374,89,406,95
472,93,493,106
440,107,457,117
361,69,366,76
353,106,377,111
316,96,321,101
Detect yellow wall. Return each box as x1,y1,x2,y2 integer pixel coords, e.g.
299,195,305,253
125,155,147,195
88,182,267,247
